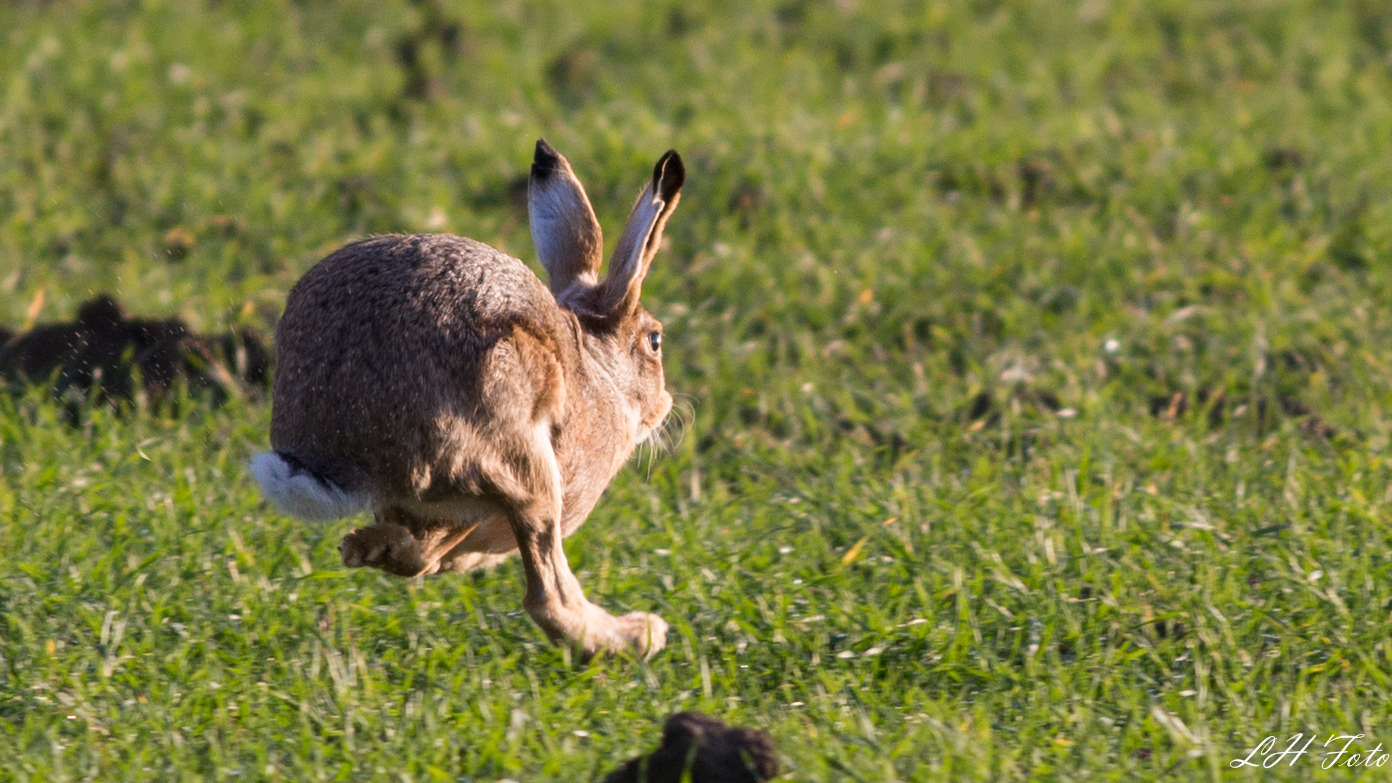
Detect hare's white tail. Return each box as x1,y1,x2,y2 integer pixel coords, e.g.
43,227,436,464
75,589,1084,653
249,452,370,521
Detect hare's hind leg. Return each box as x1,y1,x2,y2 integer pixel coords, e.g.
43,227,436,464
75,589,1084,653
503,422,667,659
340,507,476,577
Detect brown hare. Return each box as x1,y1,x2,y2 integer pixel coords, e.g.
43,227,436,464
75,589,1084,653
250,141,683,659
251,141,684,657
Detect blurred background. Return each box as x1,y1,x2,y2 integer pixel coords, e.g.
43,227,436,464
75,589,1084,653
2,0,1391,426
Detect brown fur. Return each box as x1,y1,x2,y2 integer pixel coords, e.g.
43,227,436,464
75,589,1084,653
260,141,684,658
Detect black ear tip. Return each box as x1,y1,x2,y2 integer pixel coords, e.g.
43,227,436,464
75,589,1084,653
532,139,563,181
653,150,685,201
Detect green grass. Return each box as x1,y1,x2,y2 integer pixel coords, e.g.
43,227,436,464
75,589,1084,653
3,0,1392,779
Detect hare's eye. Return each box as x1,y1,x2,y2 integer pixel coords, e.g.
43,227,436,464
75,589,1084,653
647,331,662,352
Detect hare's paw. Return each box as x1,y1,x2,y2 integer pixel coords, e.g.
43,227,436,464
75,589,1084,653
340,524,428,577
613,611,668,659
531,601,669,660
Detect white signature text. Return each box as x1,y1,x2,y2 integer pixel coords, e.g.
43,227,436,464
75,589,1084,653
1231,734,1388,769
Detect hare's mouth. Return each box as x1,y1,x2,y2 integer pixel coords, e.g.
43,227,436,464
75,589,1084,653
634,414,661,447
636,394,691,456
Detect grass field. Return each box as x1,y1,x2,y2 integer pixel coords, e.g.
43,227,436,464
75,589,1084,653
3,0,1392,779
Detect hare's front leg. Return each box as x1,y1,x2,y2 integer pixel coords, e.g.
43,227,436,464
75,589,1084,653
506,439,667,659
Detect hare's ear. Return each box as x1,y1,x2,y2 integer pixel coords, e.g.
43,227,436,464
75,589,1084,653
529,140,604,296
593,149,684,317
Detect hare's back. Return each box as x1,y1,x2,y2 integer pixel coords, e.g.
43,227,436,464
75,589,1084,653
284,234,551,334
270,234,564,494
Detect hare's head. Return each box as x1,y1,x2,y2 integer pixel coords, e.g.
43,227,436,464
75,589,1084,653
528,140,684,442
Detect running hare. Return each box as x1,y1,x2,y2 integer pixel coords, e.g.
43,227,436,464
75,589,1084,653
251,141,683,658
